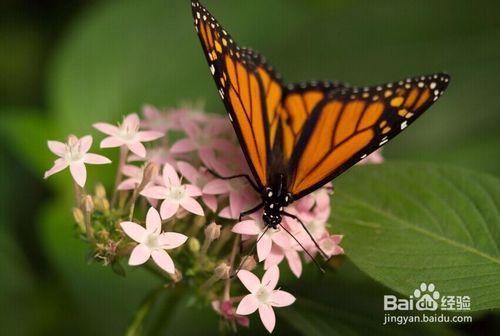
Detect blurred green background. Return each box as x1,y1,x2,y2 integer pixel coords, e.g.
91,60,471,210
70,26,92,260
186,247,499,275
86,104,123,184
1,0,499,335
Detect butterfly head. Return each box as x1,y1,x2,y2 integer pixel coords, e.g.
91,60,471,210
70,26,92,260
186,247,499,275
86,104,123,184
262,187,292,229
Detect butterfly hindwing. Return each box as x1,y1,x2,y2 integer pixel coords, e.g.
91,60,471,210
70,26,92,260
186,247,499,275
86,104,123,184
192,1,270,188
288,74,450,198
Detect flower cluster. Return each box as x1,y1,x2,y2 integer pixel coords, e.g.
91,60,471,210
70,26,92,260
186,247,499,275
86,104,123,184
44,105,383,333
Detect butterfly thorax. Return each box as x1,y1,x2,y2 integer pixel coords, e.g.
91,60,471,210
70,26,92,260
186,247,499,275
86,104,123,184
262,174,292,229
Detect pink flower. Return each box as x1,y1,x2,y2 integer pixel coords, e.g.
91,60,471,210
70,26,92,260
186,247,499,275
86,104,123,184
177,161,218,212
232,213,290,262
117,164,146,190
318,234,344,257
128,146,178,168
140,163,204,220
170,117,234,164
236,265,295,333
93,113,164,158
44,135,111,187
264,244,303,278
212,300,249,328
120,207,187,274
203,149,259,219
141,105,172,133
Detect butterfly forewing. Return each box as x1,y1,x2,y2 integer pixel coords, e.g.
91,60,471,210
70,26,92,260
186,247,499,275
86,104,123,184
287,74,450,198
191,1,270,189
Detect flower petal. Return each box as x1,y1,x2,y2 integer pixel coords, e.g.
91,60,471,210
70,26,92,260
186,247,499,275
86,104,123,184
129,244,151,265
158,232,188,249
93,122,119,136
270,290,296,307
237,270,261,293
264,245,285,270
127,142,147,158
83,153,111,165
285,250,303,278
69,162,87,187
257,235,272,262
100,136,124,148
145,207,162,233
202,179,229,195
177,161,198,184
163,163,180,186
179,197,204,216
44,158,68,179
258,305,276,333
140,186,168,199
185,184,202,197
79,135,93,153
232,220,261,235
170,138,197,154
262,265,279,290
120,221,147,242
235,295,259,315
202,194,217,212
151,249,175,274
117,179,137,190
47,140,66,156
160,200,179,220
123,113,140,128
137,131,164,142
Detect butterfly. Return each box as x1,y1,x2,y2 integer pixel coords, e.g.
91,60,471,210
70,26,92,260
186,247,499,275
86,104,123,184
191,0,450,258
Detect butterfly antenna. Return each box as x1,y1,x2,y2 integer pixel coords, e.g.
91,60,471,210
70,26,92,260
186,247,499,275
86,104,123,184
282,211,329,260
278,223,325,274
230,226,270,278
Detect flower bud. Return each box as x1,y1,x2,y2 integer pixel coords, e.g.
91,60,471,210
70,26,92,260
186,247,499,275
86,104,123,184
139,162,159,189
95,183,107,199
67,134,78,147
188,237,200,253
72,207,85,233
204,222,221,242
83,195,94,213
240,255,257,271
214,263,231,280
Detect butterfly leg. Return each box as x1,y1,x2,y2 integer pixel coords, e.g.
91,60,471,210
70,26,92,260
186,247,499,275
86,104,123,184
238,202,263,221
206,168,261,193
282,211,330,260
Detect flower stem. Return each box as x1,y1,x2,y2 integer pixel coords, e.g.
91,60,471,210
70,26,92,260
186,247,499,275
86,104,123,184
223,235,240,301
111,146,128,206
128,188,139,221
72,180,83,207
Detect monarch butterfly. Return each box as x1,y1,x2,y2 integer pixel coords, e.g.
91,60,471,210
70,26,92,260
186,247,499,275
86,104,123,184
191,0,450,258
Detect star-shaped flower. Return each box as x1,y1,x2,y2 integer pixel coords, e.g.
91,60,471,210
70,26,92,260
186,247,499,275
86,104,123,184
232,212,290,262
44,135,111,187
236,265,295,333
140,163,204,220
120,207,187,274
93,113,164,157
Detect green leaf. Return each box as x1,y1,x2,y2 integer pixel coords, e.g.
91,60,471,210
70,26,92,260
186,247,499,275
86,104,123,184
332,163,500,311
125,286,164,336
276,261,457,336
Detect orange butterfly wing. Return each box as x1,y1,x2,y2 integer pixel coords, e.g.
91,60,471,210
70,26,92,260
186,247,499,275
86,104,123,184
288,74,450,198
278,81,346,160
192,1,271,188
